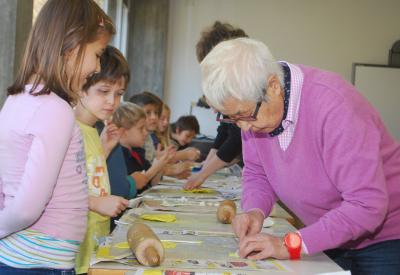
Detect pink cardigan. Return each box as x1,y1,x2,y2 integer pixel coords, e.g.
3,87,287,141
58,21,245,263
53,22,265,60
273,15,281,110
241,64,400,254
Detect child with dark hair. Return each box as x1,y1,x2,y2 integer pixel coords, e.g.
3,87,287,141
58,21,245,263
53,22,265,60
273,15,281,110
90,46,140,232
74,45,131,273
170,115,200,151
196,21,248,63
184,21,248,190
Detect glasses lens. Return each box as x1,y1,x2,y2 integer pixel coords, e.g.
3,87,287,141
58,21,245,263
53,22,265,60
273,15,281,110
220,118,237,123
216,112,257,123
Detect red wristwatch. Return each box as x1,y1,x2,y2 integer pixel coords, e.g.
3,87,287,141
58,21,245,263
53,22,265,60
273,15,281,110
284,232,302,260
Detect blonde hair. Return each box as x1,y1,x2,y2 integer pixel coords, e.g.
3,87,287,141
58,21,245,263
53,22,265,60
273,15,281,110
112,102,146,129
155,103,172,148
7,0,115,104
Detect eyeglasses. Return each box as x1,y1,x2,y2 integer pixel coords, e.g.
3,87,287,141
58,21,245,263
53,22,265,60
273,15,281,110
216,101,262,124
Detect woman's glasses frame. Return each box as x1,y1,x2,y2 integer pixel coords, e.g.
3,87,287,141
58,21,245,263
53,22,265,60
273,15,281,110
216,101,262,124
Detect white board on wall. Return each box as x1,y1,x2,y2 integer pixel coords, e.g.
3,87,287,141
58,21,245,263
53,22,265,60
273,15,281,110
352,64,400,141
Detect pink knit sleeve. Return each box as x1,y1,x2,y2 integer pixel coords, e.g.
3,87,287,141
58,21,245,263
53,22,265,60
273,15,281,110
241,131,277,217
299,99,388,254
0,99,75,238
0,178,3,210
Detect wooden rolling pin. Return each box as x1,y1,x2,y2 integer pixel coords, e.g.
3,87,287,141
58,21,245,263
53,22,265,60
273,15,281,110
216,200,237,224
127,222,164,266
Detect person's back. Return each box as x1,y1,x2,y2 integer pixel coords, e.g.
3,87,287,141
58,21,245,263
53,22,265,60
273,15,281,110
0,87,87,240
0,85,88,272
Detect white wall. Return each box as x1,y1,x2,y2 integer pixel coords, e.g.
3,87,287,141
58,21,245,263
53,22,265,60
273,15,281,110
164,0,400,136
354,65,400,140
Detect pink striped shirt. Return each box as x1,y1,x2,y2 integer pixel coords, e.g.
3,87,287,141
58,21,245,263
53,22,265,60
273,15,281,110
278,62,304,151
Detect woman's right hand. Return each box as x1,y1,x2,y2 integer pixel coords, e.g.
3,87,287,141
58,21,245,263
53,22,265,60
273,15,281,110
183,172,206,190
89,195,129,217
232,209,264,241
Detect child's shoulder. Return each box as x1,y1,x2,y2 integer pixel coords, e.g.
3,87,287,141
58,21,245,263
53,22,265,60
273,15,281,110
21,87,73,117
40,92,72,113
35,93,74,127
7,89,76,134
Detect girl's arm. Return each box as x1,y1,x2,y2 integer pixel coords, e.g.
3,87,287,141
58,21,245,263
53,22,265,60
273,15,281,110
0,102,75,238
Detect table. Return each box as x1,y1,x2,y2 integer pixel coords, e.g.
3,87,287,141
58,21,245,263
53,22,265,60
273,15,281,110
89,176,344,275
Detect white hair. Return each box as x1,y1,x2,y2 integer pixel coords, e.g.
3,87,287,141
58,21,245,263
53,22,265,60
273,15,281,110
200,37,283,111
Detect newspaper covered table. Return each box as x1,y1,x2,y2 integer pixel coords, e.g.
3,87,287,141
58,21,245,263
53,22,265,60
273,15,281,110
89,174,343,275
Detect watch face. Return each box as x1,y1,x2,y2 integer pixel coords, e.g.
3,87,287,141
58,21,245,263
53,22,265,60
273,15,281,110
284,232,301,248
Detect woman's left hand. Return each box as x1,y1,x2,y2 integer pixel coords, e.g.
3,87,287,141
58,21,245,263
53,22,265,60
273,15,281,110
238,233,290,260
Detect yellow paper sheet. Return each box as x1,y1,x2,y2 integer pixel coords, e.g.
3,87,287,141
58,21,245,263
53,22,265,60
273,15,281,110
140,214,177,222
143,270,163,275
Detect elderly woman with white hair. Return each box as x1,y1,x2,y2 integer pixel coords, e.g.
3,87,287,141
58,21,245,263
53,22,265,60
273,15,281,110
201,37,400,274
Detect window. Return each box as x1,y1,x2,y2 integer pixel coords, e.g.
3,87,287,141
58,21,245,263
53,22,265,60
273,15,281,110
33,0,107,23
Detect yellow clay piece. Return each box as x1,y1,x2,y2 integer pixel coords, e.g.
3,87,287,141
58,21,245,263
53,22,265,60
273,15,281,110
96,246,111,258
143,270,163,275
228,251,239,258
183,188,214,194
114,242,130,249
140,214,177,222
161,240,177,249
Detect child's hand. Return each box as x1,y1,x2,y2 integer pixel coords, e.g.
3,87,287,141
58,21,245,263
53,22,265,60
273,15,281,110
100,121,124,158
172,162,192,179
152,155,170,171
182,147,201,161
148,145,177,178
89,195,129,217
156,145,176,164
